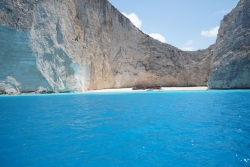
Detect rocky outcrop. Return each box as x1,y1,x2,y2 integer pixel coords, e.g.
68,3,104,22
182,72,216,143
0,0,91,93
0,0,248,94
208,0,250,89
108,39,213,88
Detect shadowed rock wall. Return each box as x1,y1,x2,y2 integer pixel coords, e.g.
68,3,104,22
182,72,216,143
0,0,90,93
208,0,250,89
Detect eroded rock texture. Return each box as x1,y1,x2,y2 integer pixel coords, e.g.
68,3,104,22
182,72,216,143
208,0,250,89
0,0,247,94
0,0,91,93
0,0,214,94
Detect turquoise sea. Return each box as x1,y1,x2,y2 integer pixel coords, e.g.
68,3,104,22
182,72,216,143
0,90,250,167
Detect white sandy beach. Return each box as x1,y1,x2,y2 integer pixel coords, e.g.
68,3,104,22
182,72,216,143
88,87,208,93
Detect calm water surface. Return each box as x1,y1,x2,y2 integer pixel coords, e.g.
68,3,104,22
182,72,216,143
0,90,250,167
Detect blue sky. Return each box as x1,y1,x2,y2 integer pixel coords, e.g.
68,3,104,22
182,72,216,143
108,0,239,51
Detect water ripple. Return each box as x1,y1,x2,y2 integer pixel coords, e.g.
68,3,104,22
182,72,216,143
0,90,250,166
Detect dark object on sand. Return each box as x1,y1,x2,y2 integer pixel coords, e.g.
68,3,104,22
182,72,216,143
132,85,161,90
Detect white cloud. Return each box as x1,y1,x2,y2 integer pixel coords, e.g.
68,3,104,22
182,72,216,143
122,12,142,29
122,12,165,43
180,46,195,51
149,33,166,43
186,40,193,46
214,10,229,15
180,40,195,51
201,26,219,37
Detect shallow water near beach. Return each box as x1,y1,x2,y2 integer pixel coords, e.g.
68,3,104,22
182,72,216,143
0,90,250,167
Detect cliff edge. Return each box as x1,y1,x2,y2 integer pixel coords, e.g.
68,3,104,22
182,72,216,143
208,0,250,89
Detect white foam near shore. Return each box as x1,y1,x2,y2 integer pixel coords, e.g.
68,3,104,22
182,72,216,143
88,87,208,93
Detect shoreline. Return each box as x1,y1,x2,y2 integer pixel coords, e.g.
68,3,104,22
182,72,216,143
2,87,250,96
88,87,208,93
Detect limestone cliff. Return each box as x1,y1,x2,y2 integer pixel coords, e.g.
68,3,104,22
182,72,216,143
0,0,215,94
208,0,250,89
1,0,247,94
0,0,89,94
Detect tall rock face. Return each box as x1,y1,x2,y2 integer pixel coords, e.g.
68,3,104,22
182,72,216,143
0,0,214,94
2,0,249,93
0,0,90,93
208,0,250,89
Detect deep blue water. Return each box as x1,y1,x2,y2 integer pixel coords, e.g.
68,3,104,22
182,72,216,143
0,90,250,167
